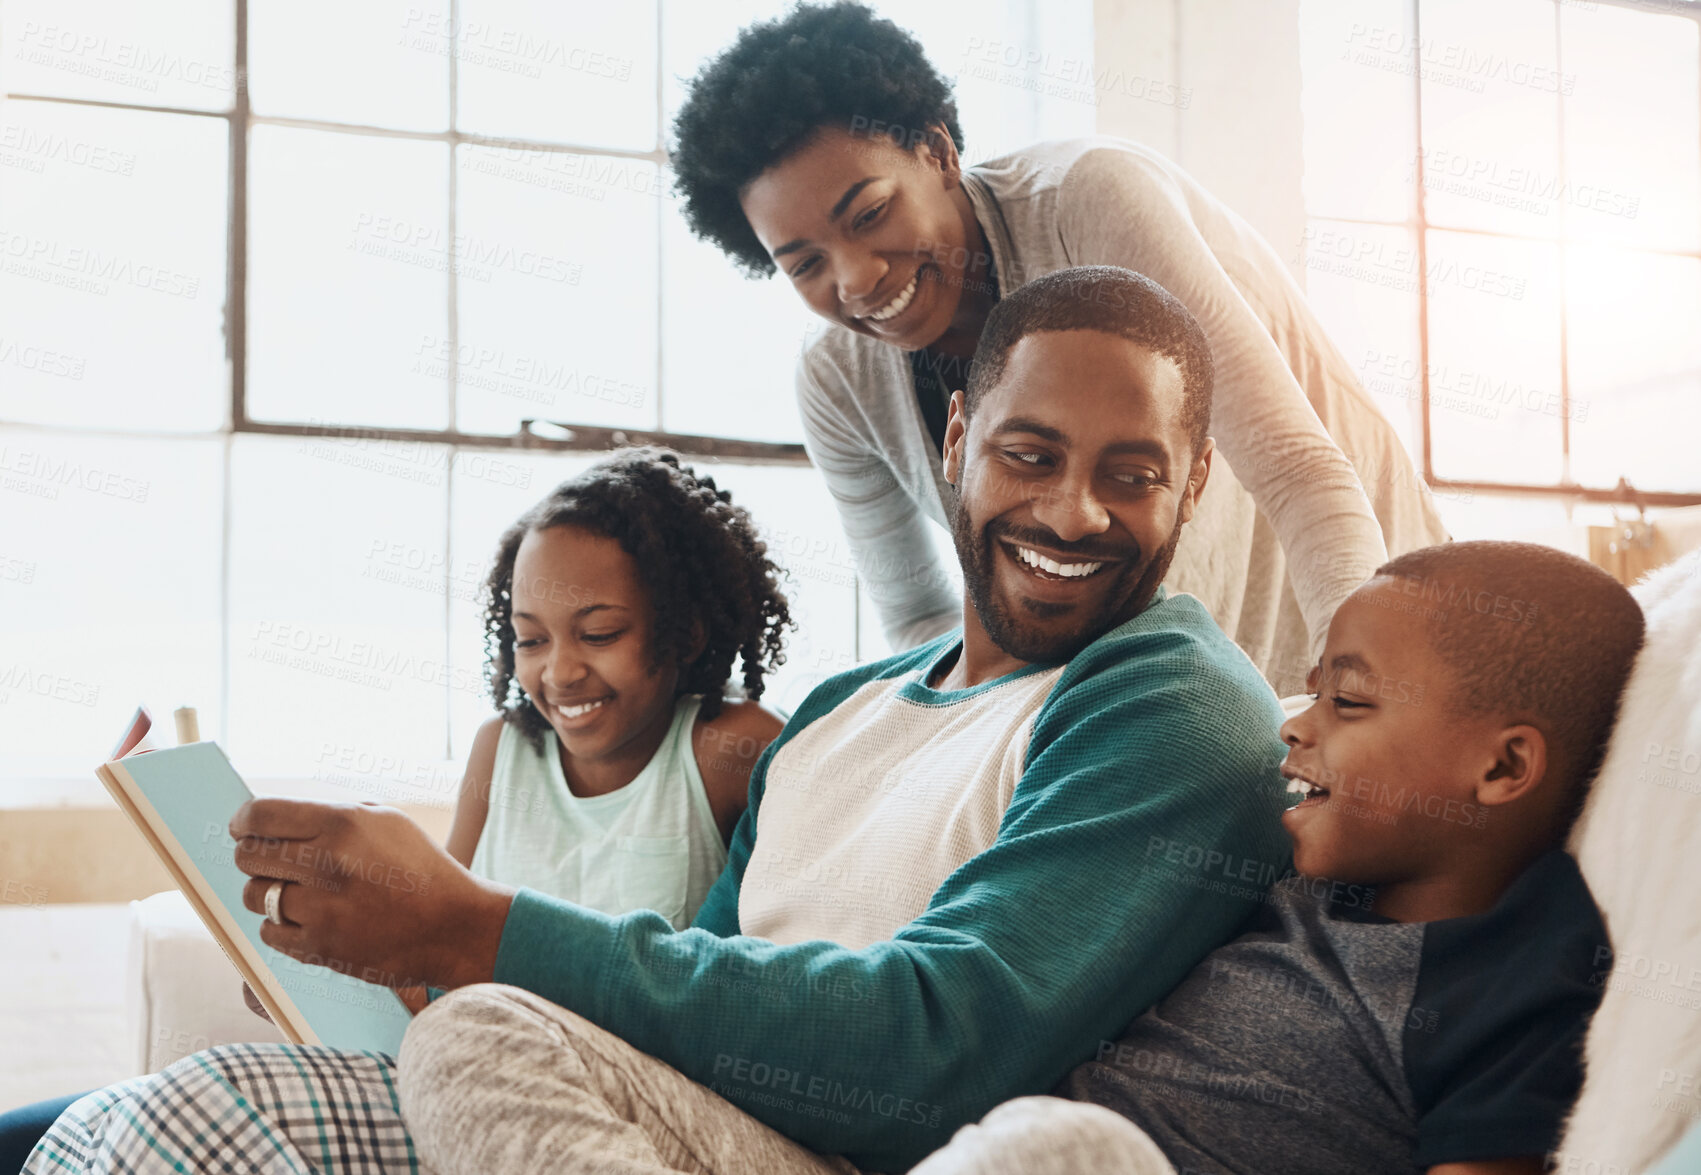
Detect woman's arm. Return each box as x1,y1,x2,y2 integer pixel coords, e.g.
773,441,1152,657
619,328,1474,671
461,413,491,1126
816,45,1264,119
692,700,784,844
1428,1160,1543,1175
1055,146,1387,656
797,346,961,652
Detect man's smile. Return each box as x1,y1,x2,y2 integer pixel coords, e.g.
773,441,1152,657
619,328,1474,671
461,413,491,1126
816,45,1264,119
992,532,1133,605
1001,538,1114,580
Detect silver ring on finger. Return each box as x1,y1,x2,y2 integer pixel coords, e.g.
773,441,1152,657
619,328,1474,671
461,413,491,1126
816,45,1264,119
265,879,289,926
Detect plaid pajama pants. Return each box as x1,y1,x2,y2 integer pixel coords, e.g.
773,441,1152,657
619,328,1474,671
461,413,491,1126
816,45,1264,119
19,983,862,1175
22,1043,425,1175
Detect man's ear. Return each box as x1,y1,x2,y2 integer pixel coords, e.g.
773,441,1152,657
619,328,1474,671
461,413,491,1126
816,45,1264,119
1476,724,1549,808
1176,437,1214,524
922,123,963,187
942,390,968,486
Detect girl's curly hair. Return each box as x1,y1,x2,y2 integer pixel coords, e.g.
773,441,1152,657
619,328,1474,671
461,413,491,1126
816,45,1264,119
481,447,793,751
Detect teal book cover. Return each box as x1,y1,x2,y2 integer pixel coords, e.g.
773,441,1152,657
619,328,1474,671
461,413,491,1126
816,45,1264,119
101,739,412,1056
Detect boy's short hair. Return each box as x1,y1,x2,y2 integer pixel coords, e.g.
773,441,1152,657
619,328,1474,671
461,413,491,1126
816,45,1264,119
1373,541,1644,822
964,265,1214,459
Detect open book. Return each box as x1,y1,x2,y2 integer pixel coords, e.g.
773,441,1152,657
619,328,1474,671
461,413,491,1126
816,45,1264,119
97,706,412,1055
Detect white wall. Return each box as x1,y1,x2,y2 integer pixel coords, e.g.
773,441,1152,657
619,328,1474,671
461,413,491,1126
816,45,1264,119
1093,0,1308,286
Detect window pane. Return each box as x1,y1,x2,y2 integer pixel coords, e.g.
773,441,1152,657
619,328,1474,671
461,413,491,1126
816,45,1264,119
660,0,797,134
247,126,448,430
0,431,221,780
660,193,814,442
1,0,235,112
1560,4,1701,252
1299,0,1417,222
0,103,226,431
882,0,1096,157
1566,246,1701,493
1417,0,1562,238
227,435,450,783
1432,489,1588,549
1425,229,1562,484
248,0,451,132
455,0,656,150
661,1,1095,164
447,451,595,762
454,144,658,434
1299,220,1424,463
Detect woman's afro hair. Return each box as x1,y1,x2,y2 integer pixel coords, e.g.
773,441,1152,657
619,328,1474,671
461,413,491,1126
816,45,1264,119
670,1,963,278
481,447,793,751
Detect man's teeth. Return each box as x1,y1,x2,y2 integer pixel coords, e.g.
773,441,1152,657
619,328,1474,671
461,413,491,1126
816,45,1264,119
558,699,606,719
1286,778,1327,798
865,272,919,322
1013,545,1104,579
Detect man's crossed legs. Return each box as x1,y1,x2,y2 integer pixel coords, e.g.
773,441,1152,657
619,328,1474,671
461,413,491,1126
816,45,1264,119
401,985,1173,1175
26,983,1172,1175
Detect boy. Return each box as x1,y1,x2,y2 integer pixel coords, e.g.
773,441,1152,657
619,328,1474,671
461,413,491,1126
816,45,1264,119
911,540,1644,1175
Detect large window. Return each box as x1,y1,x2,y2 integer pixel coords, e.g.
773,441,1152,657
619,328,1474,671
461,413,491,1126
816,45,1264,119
1299,0,1701,513
0,1,1091,789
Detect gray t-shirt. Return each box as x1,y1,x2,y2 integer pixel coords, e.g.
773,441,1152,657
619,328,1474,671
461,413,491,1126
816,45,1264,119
1057,849,1608,1172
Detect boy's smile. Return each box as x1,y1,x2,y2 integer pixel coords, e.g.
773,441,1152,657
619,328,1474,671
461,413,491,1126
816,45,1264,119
1279,578,1494,899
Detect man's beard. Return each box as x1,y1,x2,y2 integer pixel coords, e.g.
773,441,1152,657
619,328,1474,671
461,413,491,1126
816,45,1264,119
951,505,1184,665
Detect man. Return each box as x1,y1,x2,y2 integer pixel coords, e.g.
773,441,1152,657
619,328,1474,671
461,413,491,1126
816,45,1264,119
26,268,1292,1175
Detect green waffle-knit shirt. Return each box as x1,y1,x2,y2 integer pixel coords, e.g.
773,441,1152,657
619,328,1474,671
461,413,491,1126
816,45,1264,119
489,586,1293,1172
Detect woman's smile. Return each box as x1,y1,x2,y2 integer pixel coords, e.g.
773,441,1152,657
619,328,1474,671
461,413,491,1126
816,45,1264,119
856,268,921,323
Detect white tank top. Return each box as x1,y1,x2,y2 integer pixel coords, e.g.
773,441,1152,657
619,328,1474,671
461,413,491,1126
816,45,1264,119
469,694,728,929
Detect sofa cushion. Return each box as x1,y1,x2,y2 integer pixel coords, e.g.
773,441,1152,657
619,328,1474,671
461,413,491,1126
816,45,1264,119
1560,549,1701,1171
126,889,287,1074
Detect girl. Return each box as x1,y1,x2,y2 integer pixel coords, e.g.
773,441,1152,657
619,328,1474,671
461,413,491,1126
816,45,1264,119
244,444,793,1019
443,445,793,929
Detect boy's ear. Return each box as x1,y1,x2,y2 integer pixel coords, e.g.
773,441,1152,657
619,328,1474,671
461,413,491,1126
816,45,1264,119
1475,724,1549,808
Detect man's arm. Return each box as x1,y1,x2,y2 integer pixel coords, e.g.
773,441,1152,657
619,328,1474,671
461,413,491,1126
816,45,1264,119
489,623,1293,1173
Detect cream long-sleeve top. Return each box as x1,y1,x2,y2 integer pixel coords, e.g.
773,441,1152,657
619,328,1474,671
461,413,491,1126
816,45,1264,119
796,136,1448,691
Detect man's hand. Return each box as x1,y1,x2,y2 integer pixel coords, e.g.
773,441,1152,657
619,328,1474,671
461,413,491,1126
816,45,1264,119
242,981,274,1023
231,798,515,993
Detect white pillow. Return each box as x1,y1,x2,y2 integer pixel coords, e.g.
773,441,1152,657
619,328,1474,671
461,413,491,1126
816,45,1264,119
1559,549,1701,1172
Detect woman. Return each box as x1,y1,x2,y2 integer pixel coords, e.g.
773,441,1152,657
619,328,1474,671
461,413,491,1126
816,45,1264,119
670,1,1446,689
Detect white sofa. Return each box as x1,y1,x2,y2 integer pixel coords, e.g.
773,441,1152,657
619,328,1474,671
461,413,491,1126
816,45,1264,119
126,551,1701,1168
125,889,285,1074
